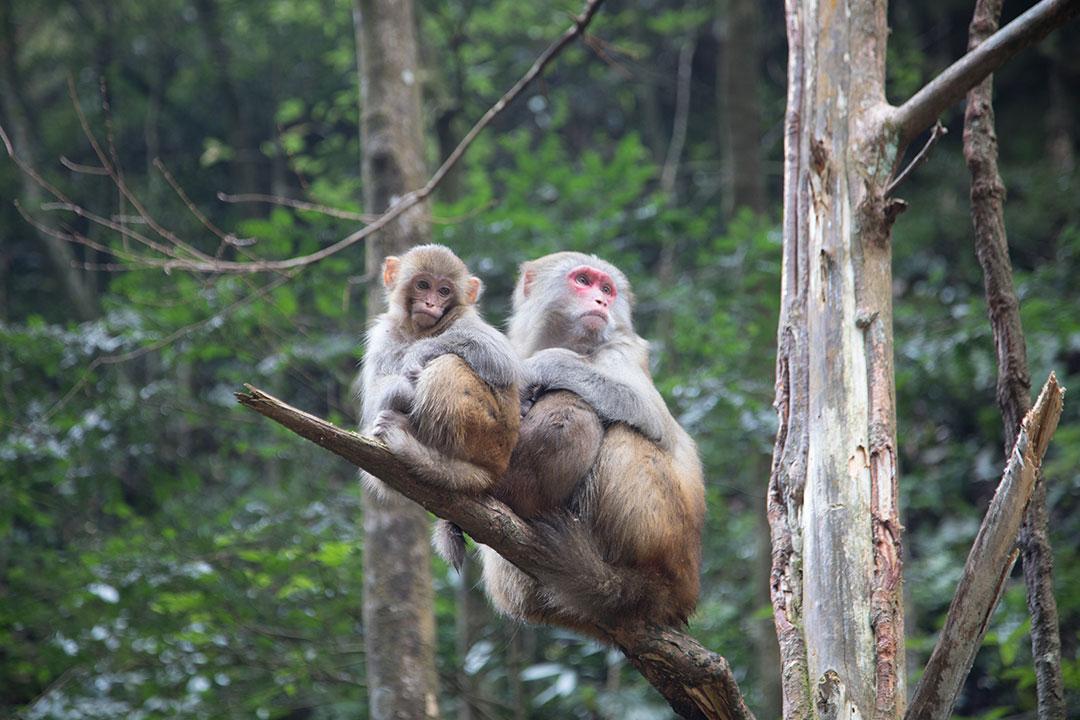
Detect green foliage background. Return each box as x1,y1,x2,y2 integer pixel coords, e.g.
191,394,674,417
0,0,1077,717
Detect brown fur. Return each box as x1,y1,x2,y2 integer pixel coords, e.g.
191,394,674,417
412,354,519,479
481,252,705,631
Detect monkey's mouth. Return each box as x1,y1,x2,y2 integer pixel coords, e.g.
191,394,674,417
579,310,608,331
413,308,443,328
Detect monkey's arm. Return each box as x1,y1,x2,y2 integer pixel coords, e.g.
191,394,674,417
403,320,520,390
524,348,667,445
359,351,415,429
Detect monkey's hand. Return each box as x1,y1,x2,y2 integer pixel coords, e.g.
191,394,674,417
380,375,417,414
519,383,541,417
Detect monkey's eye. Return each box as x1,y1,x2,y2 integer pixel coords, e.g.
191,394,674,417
575,274,590,286
438,286,452,297
601,284,613,295
417,279,431,290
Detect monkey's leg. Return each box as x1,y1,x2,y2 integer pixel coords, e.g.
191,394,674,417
492,390,603,518
588,426,703,625
372,409,495,493
411,354,519,479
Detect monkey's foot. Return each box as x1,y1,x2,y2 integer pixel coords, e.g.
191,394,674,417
371,409,411,452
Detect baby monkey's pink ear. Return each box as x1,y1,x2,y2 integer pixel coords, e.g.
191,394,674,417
466,276,483,304
382,256,401,288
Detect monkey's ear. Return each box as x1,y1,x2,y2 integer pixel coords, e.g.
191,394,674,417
382,257,401,288
519,264,537,298
465,276,483,304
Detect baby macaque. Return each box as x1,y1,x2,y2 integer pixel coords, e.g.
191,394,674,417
358,244,520,568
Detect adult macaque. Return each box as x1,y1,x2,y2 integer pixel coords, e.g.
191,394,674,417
359,244,520,568
480,252,706,631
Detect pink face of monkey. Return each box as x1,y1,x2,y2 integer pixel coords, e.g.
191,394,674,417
409,272,457,329
566,264,617,333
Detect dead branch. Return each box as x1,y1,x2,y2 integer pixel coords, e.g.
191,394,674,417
905,373,1065,720
891,0,1080,148
963,2,1066,713
886,121,947,195
0,0,606,275
235,384,755,720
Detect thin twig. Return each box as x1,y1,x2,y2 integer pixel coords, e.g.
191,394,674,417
60,155,109,175
1,0,607,275
217,192,376,222
156,158,236,243
67,76,217,264
217,191,495,226
886,121,947,195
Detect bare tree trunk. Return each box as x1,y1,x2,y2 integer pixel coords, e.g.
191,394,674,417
0,2,99,320
770,0,1077,718
354,0,440,718
963,2,1065,716
718,0,765,218
770,1,902,717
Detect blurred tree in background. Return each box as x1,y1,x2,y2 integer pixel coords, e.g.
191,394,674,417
0,0,1077,717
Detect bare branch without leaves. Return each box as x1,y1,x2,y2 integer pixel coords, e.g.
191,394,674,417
905,373,1065,720
235,384,755,720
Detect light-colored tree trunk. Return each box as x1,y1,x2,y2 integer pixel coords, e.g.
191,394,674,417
769,1,902,717
769,1,1076,718
354,0,440,718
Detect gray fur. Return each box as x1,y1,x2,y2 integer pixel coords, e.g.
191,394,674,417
479,251,705,632
402,318,521,391
523,346,667,445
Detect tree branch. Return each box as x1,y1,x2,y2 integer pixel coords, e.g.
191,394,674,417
891,0,1080,148
905,373,1065,720
886,121,947,195
235,384,755,720
963,3,1067,712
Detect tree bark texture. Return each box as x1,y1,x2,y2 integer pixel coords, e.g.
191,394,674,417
905,375,1064,720
354,0,439,718
235,385,755,720
963,3,1065,716
771,1,905,718
770,0,1078,717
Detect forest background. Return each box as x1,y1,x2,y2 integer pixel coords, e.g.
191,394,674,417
1,0,1078,717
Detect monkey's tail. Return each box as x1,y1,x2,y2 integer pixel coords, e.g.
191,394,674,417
432,519,467,570
533,513,679,627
